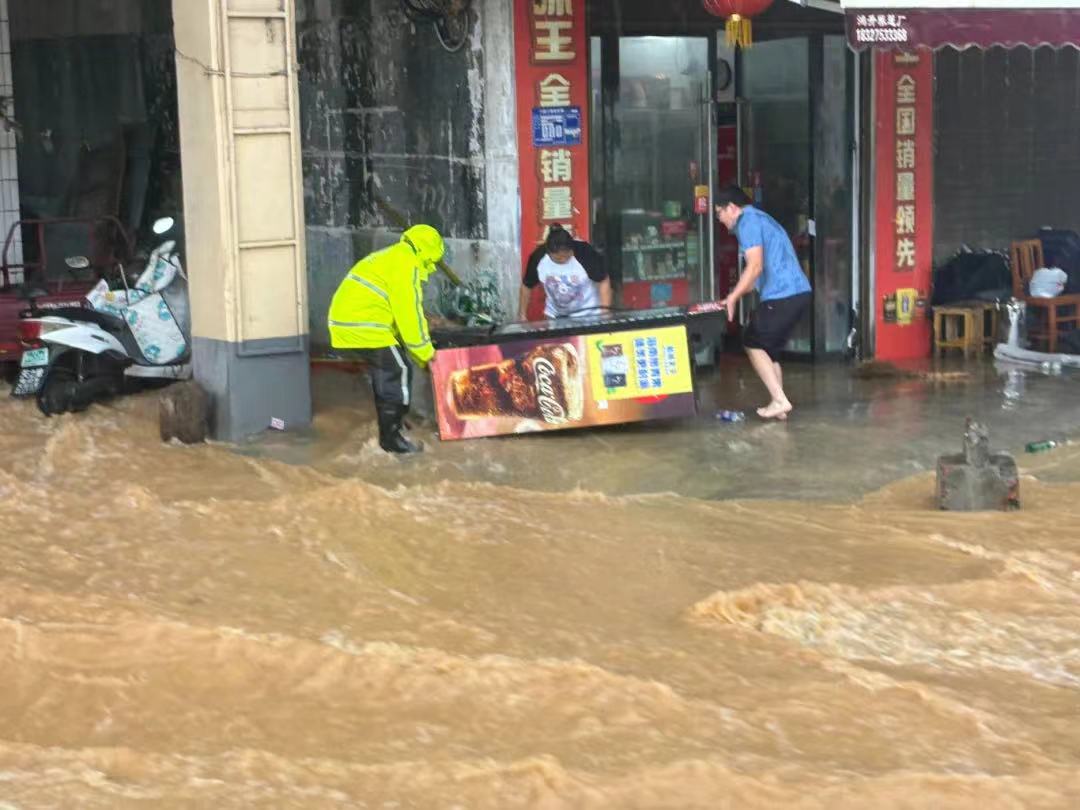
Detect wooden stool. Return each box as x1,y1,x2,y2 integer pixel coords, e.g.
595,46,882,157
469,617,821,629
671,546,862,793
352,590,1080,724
934,303,998,358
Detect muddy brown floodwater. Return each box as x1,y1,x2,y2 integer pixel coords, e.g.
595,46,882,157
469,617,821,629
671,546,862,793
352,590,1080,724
1,370,1080,808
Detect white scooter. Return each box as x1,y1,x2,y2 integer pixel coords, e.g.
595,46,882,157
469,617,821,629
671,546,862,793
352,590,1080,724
11,217,191,415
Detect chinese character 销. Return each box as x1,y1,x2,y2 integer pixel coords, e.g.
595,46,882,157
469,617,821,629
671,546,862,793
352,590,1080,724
896,139,916,170
540,149,573,183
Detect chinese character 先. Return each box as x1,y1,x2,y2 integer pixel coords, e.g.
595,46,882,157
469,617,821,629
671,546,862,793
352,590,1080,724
896,139,916,170
897,171,915,202
896,75,916,105
534,20,575,61
542,186,573,220
538,73,572,107
895,205,916,235
540,149,573,183
896,237,916,269
897,107,916,136
534,0,573,15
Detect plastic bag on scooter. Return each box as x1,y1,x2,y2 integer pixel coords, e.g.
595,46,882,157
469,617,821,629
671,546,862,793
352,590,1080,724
124,293,187,365
86,278,148,317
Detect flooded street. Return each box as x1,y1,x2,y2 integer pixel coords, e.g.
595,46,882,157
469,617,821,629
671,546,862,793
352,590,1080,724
2,361,1080,808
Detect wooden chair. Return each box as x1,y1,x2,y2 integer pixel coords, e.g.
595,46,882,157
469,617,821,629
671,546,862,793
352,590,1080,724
1010,239,1080,353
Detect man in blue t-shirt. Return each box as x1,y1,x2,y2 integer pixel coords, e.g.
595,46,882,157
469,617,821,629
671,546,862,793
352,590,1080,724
715,186,812,421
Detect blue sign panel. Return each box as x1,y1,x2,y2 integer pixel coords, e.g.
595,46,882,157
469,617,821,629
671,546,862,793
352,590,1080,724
532,106,582,147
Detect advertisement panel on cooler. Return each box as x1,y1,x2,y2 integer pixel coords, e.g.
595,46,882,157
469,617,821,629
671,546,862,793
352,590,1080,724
430,326,697,441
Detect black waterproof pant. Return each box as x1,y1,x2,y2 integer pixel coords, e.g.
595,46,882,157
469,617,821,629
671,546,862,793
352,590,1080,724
336,346,415,451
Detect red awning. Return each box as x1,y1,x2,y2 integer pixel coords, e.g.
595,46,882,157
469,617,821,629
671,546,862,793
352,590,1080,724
844,6,1080,50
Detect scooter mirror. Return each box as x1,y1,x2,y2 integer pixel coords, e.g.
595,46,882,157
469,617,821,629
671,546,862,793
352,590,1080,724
152,217,175,235
65,256,91,270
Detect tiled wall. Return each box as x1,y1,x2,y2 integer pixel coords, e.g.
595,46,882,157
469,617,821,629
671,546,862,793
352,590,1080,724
0,0,21,285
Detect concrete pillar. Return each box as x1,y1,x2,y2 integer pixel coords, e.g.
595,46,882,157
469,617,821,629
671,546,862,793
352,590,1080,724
0,0,23,285
173,0,311,440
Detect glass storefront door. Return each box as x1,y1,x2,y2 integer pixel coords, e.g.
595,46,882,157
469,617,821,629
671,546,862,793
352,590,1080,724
737,36,855,358
738,37,813,353
606,36,715,311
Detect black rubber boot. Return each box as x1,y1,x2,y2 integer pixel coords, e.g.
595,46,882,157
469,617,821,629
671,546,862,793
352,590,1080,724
377,404,423,454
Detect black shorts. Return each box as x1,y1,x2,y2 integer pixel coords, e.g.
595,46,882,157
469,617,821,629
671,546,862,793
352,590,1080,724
743,292,811,361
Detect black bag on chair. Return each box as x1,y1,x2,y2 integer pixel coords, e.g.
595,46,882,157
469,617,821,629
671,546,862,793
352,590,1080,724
932,250,1011,306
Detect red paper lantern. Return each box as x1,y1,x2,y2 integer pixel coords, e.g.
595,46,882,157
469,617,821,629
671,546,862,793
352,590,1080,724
703,0,775,48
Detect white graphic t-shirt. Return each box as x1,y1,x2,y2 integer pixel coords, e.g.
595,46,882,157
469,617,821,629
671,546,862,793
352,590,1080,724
524,241,607,319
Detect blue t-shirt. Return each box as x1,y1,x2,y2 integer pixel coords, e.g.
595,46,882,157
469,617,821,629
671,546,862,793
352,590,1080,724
733,206,811,302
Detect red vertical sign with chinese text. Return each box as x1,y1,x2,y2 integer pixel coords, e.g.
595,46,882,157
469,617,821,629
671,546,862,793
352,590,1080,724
874,49,933,361
514,0,591,320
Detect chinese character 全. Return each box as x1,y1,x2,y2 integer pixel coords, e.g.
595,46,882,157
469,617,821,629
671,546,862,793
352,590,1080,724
896,238,916,269
896,139,916,170
896,75,916,105
540,149,573,183
538,73,572,107
534,20,575,61
534,0,573,15
897,107,916,136
897,171,915,202
895,205,916,235
542,186,573,220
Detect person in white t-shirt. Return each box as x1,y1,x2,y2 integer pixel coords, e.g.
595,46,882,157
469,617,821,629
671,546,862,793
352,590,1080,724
519,224,612,320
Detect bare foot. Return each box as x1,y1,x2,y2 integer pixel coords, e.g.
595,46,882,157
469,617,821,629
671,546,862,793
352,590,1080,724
756,400,792,421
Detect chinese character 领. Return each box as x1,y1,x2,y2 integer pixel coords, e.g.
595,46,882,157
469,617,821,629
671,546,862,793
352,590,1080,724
897,171,915,202
895,205,916,235
534,0,573,15
535,20,575,61
542,186,573,220
897,107,916,136
539,73,572,107
540,149,573,183
896,139,916,170
896,237,916,269
896,75,917,105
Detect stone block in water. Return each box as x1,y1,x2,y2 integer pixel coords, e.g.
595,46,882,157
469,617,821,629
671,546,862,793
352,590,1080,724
159,381,210,444
936,419,1019,511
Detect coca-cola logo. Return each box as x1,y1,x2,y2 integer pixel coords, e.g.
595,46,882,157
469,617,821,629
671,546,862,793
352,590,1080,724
532,357,567,424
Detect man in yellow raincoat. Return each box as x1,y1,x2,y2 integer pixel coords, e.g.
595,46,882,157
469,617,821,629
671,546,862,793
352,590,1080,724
328,224,444,453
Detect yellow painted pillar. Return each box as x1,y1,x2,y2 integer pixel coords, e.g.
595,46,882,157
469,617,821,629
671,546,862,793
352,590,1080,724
173,0,310,438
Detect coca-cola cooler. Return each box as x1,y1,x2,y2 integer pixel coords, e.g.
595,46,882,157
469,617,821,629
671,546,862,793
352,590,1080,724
429,306,722,441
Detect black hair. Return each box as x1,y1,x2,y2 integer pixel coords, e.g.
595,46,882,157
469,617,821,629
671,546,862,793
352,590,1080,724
715,185,752,209
545,224,575,254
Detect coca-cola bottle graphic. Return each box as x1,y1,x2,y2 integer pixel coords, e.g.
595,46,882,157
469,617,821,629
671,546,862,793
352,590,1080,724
447,343,584,425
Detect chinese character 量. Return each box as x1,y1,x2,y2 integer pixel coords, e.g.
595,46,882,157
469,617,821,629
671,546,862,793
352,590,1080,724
896,139,916,170
897,107,916,136
895,205,916,235
896,237,916,269
540,149,573,183
542,186,573,220
897,171,915,202
535,20,575,61
533,0,573,15
896,75,916,105
539,73,572,107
